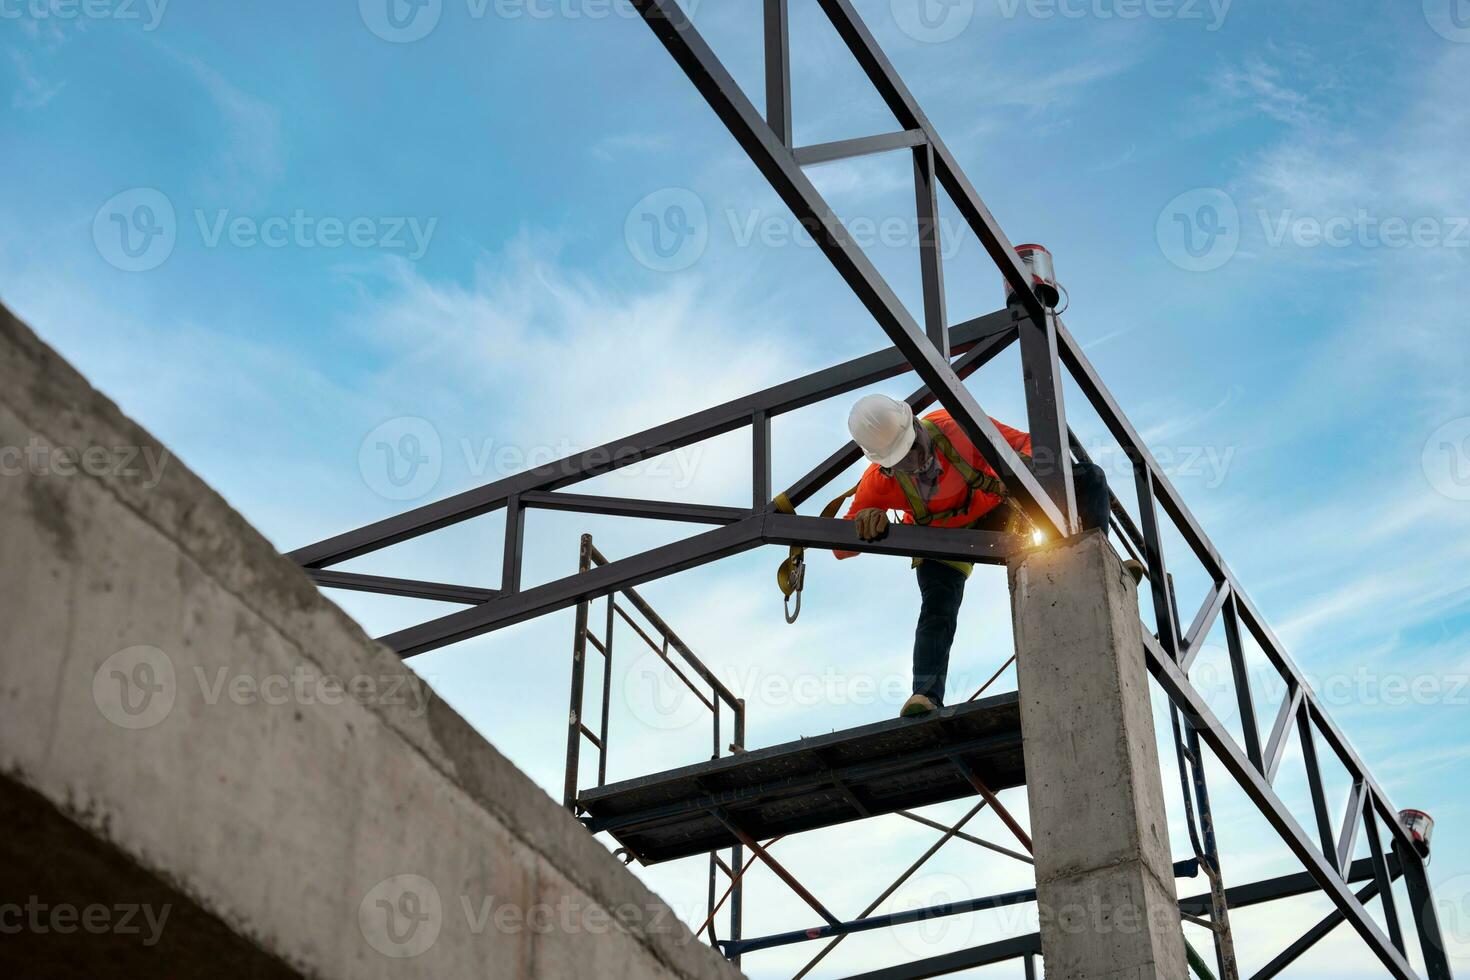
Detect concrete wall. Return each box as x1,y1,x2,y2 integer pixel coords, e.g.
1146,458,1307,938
0,301,742,980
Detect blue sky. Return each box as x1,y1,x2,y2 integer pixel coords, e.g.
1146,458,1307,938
3,0,1469,976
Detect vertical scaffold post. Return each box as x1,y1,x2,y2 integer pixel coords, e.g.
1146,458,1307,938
563,534,594,811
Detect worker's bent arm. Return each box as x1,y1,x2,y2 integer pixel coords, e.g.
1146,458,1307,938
834,466,902,560
993,418,1033,458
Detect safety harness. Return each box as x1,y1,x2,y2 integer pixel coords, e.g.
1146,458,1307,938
894,419,1016,526
774,420,1032,622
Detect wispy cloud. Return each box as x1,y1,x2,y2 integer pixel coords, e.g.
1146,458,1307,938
7,48,65,109
1210,53,1322,128
968,48,1141,116
342,235,796,499
180,53,284,200
589,131,674,163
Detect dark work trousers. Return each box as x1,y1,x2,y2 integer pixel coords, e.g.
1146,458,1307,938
911,461,1112,705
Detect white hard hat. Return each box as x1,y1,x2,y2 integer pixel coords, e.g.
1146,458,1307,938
848,394,916,468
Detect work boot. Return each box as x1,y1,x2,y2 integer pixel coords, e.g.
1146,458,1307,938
900,694,938,718
1122,559,1146,586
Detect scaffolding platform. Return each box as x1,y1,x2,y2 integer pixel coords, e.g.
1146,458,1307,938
579,692,1024,863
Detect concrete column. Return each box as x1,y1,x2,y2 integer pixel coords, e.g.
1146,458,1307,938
1009,531,1187,980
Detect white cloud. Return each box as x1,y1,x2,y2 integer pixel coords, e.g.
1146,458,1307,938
345,237,795,485
589,131,674,163
1218,42,1470,446
1210,52,1323,128
6,48,65,109
127,39,286,203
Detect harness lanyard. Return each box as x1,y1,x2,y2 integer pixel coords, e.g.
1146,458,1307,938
773,485,856,623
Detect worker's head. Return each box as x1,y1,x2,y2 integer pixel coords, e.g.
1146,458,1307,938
849,394,926,472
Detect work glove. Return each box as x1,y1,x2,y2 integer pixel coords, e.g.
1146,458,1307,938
854,508,890,541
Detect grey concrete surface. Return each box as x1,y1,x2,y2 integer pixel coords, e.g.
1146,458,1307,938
0,300,743,980
1010,531,1188,980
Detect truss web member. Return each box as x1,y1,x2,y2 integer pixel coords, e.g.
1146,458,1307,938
837,394,1116,718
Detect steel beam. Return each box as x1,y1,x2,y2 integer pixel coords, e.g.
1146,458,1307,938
1366,804,1408,953
1263,685,1303,785
379,510,1024,656
724,883,1042,957
763,0,791,146
764,513,1022,565
1055,325,1423,863
630,0,1067,538
1181,579,1230,670
838,934,1042,980
1337,780,1367,872
1297,707,1339,872
520,491,748,525
1222,594,1265,771
1178,855,1389,917
380,517,767,655
913,142,949,358
793,129,927,166
290,309,1014,569
812,0,1047,325
1251,874,1392,980
1141,631,1418,979
306,569,497,605
1398,837,1454,979
780,317,1018,509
